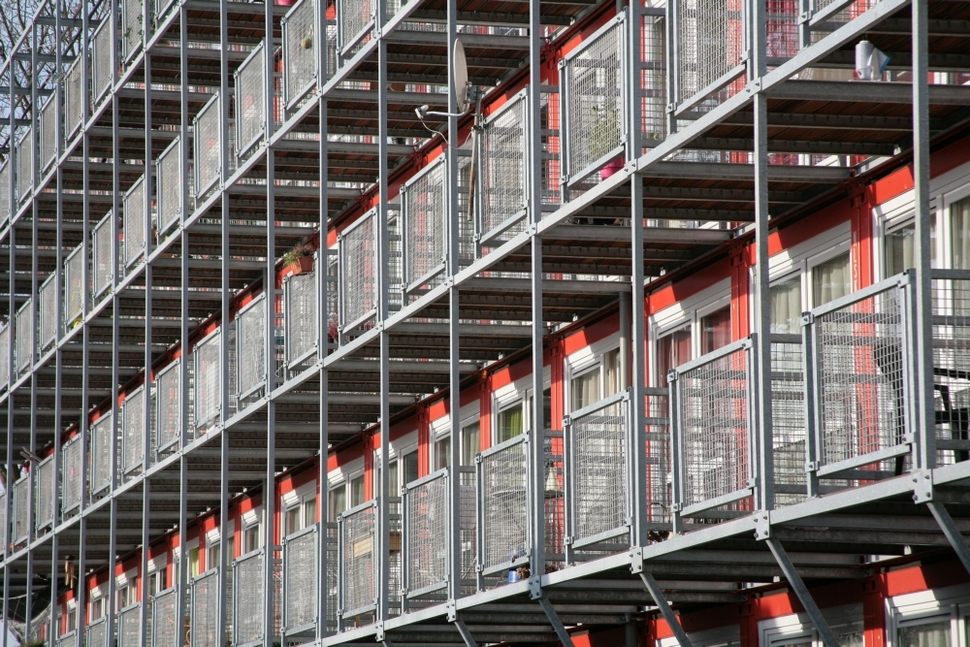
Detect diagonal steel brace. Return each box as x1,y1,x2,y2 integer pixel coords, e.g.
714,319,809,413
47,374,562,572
926,501,970,575
639,572,693,647
453,618,477,647
537,597,575,647
765,539,839,647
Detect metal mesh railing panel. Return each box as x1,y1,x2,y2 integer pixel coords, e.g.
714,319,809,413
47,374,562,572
479,438,529,573
92,20,113,103
283,528,317,631
157,138,183,235
339,504,377,615
403,160,445,289
338,0,373,53
93,214,113,298
771,340,806,505
86,619,107,647
152,589,177,647
677,345,751,508
17,127,33,204
563,20,623,182
12,476,29,544
233,552,263,646
123,388,145,474
62,438,82,516
236,46,265,159
339,215,377,329
191,571,220,647
35,457,54,531
0,492,5,551
676,0,745,106
40,96,57,172
57,632,77,647
0,326,8,389
0,163,10,226
155,360,181,453
194,330,221,429
236,297,266,399
118,604,141,647
482,95,527,239
814,284,907,469
65,58,84,139
569,395,629,544
459,470,476,585
39,275,57,350
65,245,86,328
930,272,970,467
89,413,113,496
122,0,144,61
641,16,667,142
404,473,448,595
124,178,147,267
285,272,317,370
283,0,317,110
194,95,222,198
644,391,671,524
326,522,338,631
16,301,32,374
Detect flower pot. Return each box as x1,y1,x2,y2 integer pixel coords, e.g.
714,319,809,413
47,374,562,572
285,256,314,276
599,156,624,180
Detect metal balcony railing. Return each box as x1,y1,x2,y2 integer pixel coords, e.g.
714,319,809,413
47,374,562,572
195,93,227,201
56,630,77,647
15,298,33,377
16,126,33,206
401,157,446,296
338,210,378,339
86,617,108,647
235,295,267,403
336,0,373,56
122,0,145,62
92,212,114,300
337,500,377,621
283,263,318,377
0,325,8,391
477,434,529,578
40,94,58,173
236,43,267,162
124,175,148,269
190,569,221,647
152,588,178,647
326,522,338,632
156,136,191,238
402,469,449,600
11,474,29,546
233,549,278,647
92,20,113,105
283,525,317,640
929,270,970,467
61,437,82,518
480,91,528,244
65,243,86,332
65,56,84,141
122,386,146,478
89,413,113,498
771,335,808,507
673,0,746,114
282,0,319,114
117,603,141,647
194,328,222,431
0,162,10,227
0,491,6,548
34,455,54,533
154,359,181,456
39,273,57,352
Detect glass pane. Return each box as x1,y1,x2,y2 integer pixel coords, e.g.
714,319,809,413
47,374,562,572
330,486,346,521
435,435,451,468
387,460,399,495
837,631,864,647
700,306,731,354
812,251,851,307
898,620,950,647
461,422,479,465
497,402,523,442
603,348,621,396
770,276,802,335
403,451,419,485
886,222,915,276
304,497,317,527
952,197,970,270
285,507,301,536
657,327,691,388
571,367,601,412
350,474,365,506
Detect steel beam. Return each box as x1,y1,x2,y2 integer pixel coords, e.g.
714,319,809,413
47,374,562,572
639,573,693,647
765,539,839,647
926,502,970,575
537,598,575,647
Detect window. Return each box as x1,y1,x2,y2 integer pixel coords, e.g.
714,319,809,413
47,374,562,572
90,595,105,621
951,195,970,270
284,493,316,537
188,546,200,578
700,306,731,354
434,434,451,469
603,348,621,397
656,326,690,388
888,583,970,647
812,251,851,307
349,473,365,507
571,367,600,411
116,583,130,611
460,421,479,465
243,523,260,552
403,450,418,486
770,275,802,335
496,401,524,443
329,482,346,521
759,605,862,647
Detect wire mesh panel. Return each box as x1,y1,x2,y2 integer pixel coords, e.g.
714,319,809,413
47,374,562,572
810,276,911,476
672,338,753,516
929,270,970,467
39,274,57,351
337,0,373,55
93,211,114,299
156,137,185,236
232,551,264,647
122,0,144,61
338,501,377,617
40,95,58,173
92,20,113,104
122,387,146,475
15,299,32,375
477,434,529,575
641,15,667,144
57,632,77,647
283,525,317,635
402,157,446,293
61,438,82,517
124,176,147,268
481,92,528,243
89,413,113,497
155,0,178,22
16,126,33,205
11,475,29,545
644,389,671,526
561,16,624,185
284,271,318,372
117,604,141,647
65,244,86,330
0,162,10,227
235,295,266,401
34,455,54,532
194,329,221,430
403,470,448,597
152,589,178,647
235,44,266,161
771,337,806,506
566,391,631,548
676,0,746,109
283,0,318,112
0,325,9,390
155,360,181,454
0,492,5,549
65,57,84,140
190,570,220,647
86,618,108,647
338,212,377,334
194,93,222,199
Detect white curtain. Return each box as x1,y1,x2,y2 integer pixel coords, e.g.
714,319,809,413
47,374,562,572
897,621,951,647
770,277,802,335
813,252,852,306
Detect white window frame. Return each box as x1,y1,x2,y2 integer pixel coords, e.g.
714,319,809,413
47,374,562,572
759,604,863,647
491,368,550,442
658,624,741,647
241,506,262,553
886,582,970,647
430,403,480,470
282,481,317,537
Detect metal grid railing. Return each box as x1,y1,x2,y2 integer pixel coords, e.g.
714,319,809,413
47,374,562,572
15,299,32,375
338,501,377,618
326,522,338,632
565,390,631,549
0,162,10,227
156,137,185,236
39,274,57,351
771,337,807,506
34,455,54,532
645,389,671,526
65,57,84,140
402,157,446,293
40,95,58,172
0,492,5,551
65,244,86,330
236,43,266,161
93,211,114,299
337,0,373,55
283,0,317,112
284,270,317,374
457,467,477,588
86,617,108,647
16,126,33,205
544,431,565,563
152,588,178,647
194,93,222,199
561,16,624,185
481,92,528,243
675,0,746,110
233,550,264,647
283,525,317,636
338,211,377,335
808,275,910,477
124,176,148,268
12,475,29,545
0,325,8,390
190,570,220,647
929,270,970,467
641,14,667,144
194,329,221,430
92,20,113,103
477,434,529,576
403,470,448,598
671,338,754,517
236,295,267,401
57,632,77,647
122,387,145,476
154,360,181,454
155,0,178,22
89,413,113,497
117,603,141,647
122,0,144,61
61,438,82,517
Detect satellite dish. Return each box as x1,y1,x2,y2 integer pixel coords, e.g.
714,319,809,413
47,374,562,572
454,38,469,114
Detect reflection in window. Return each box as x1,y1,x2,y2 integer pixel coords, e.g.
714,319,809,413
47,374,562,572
952,196,970,270
770,276,802,335
460,422,479,465
571,367,600,412
700,306,731,354
435,435,451,469
497,402,523,443
886,219,937,276
812,252,851,306
657,327,691,388
350,474,365,507
898,621,950,647
603,348,621,397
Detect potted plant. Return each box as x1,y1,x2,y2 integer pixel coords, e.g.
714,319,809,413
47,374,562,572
301,31,313,50
589,102,623,180
282,242,315,274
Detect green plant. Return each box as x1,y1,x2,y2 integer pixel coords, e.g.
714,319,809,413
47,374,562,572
301,32,313,50
589,102,620,161
282,242,315,266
